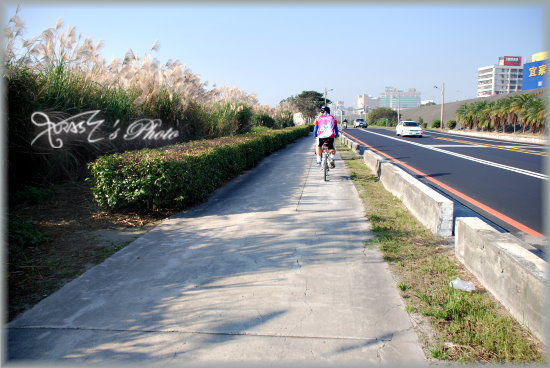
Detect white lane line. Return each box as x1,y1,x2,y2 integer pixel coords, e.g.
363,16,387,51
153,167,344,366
429,145,492,148
358,129,547,181
428,144,544,149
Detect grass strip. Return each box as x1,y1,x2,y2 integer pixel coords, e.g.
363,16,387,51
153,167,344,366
336,139,545,363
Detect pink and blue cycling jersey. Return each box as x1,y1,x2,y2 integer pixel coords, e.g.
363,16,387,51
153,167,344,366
314,113,339,138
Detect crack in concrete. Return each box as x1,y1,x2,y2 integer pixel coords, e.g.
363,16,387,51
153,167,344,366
375,333,394,363
295,154,316,212
304,278,313,314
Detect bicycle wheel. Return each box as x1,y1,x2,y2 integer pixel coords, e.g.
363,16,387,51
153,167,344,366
323,154,328,181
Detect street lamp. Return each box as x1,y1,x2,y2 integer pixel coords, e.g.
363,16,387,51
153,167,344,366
397,92,401,124
434,82,445,129
392,89,401,124
324,88,333,106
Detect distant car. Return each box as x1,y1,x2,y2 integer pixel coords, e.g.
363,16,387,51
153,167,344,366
396,121,423,137
353,118,367,128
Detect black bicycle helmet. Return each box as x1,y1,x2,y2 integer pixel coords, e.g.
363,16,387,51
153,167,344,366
321,106,330,113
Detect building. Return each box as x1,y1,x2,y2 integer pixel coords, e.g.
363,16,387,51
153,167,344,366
357,94,380,112
378,87,421,110
328,100,345,112
522,51,547,90
532,51,548,62
477,56,523,97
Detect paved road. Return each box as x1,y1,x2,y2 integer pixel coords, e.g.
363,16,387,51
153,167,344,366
344,127,546,247
8,135,426,365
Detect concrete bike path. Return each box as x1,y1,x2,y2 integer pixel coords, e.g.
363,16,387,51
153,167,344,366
8,135,426,365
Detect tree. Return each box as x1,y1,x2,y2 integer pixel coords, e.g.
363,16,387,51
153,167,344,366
456,103,473,130
281,91,330,121
523,96,546,133
493,98,511,133
431,120,441,128
367,107,398,125
455,93,545,134
510,94,533,133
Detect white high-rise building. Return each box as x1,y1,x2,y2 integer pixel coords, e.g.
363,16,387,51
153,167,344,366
477,56,523,97
378,87,421,109
357,94,380,111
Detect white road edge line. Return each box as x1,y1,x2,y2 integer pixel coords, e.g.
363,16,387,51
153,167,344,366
358,129,548,181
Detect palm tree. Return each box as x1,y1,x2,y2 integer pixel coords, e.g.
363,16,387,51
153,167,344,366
496,97,514,133
523,96,546,133
510,94,533,133
454,93,546,135
485,100,499,132
456,103,474,130
492,98,510,133
469,100,489,131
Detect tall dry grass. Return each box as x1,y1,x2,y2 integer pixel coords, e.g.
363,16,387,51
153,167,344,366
4,8,294,187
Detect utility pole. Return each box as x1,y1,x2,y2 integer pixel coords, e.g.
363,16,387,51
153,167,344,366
441,82,445,128
397,91,401,125
324,88,333,106
434,82,445,128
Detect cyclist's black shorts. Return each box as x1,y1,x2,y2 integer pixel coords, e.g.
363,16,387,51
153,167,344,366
317,137,335,150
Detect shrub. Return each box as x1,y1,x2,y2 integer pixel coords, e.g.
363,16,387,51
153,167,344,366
367,107,397,125
374,118,393,127
209,102,254,137
88,125,310,211
252,113,276,128
8,214,49,248
431,120,441,128
14,186,55,205
274,110,294,128
447,120,457,129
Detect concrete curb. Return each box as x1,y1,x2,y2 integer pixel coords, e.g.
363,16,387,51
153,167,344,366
341,135,453,237
455,218,547,344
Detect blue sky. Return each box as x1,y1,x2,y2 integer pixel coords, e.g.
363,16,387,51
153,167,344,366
3,2,547,107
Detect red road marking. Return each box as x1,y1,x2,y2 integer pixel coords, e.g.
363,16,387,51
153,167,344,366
343,132,543,237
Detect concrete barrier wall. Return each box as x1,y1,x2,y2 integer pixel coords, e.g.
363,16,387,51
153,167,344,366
378,160,454,236
341,135,360,155
340,135,453,237
455,217,547,343
378,162,453,237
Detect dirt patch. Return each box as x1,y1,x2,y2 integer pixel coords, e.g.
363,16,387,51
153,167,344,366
8,181,175,321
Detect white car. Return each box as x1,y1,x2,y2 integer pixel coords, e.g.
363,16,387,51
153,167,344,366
396,121,423,137
353,118,367,128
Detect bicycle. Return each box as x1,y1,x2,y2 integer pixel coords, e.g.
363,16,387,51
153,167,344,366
321,142,330,181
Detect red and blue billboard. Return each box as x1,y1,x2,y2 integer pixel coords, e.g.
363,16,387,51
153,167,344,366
502,56,522,66
522,60,547,90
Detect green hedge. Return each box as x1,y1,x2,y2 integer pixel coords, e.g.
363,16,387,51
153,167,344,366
88,125,311,210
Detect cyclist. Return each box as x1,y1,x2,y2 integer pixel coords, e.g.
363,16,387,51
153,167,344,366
343,119,348,129
313,106,339,168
